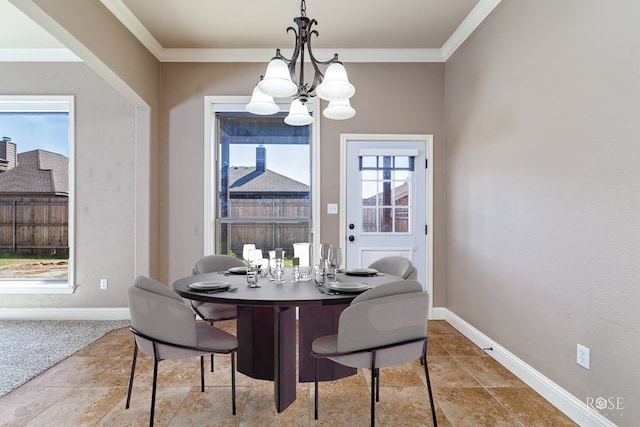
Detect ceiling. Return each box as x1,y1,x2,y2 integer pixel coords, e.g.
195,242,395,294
1,0,502,62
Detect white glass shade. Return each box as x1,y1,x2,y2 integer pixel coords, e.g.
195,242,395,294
258,58,298,98
316,62,355,101
246,85,280,115
284,99,314,126
323,98,356,120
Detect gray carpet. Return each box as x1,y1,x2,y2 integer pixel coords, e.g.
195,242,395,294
0,319,130,397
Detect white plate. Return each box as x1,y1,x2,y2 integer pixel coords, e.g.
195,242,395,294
328,282,371,293
189,281,231,290
344,268,378,276
228,266,247,275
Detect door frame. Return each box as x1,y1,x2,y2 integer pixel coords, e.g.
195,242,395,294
339,133,434,314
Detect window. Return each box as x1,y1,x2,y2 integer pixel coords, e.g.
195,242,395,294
360,155,414,234
0,96,74,293
204,97,320,259
216,113,311,257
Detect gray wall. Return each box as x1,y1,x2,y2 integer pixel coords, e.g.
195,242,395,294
160,62,447,305
0,62,136,308
444,1,639,424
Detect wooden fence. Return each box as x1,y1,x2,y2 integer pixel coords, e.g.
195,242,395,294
0,197,69,255
219,197,312,256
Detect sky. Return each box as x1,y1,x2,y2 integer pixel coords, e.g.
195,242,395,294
0,112,69,157
228,143,310,185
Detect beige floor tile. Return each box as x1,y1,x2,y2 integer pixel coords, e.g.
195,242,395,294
167,386,250,427
26,356,115,387
25,386,128,426
96,385,191,427
241,384,310,426
433,387,522,426
489,387,577,426
425,356,481,387
0,386,72,426
455,356,525,387
312,385,375,426
376,386,439,427
427,339,451,356
428,320,464,337
437,336,488,357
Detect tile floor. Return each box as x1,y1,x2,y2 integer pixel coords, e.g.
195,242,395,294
0,320,577,426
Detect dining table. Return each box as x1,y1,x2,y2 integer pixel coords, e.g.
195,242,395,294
172,268,402,413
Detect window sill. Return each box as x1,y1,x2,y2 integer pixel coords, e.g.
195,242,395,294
0,280,75,294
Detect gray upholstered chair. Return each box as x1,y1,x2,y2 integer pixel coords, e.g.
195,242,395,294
368,256,418,280
312,280,437,426
190,254,245,371
126,275,238,427
190,254,245,322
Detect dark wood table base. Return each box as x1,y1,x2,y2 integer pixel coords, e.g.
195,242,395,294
236,304,356,412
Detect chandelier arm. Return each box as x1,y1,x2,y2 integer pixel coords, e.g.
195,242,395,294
283,26,299,66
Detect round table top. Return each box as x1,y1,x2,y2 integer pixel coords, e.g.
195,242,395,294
172,270,402,307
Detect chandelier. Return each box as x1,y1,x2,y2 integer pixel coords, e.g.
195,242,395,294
246,0,355,126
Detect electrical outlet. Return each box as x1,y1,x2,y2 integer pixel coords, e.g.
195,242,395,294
577,344,590,369
100,278,108,290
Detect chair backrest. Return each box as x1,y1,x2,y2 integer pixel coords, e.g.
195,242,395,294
337,280,428,356
367,256,417,279
193,254,245,275
128,275,198,354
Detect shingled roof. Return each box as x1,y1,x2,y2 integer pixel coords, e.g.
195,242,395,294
227,166,308,195
0,149,68,195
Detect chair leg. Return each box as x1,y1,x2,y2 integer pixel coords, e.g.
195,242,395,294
200,356,205,392
423,344,438,427
214,321,215,372
125,341,138,409
231,352,236,415
370,351,377,427
375,368,380,402
150,357,159,427
314,356,319,420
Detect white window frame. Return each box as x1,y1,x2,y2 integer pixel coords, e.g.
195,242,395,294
0,95,75,294
203,96,321,257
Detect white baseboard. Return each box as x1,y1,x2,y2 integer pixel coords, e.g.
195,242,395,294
0,307,130,320
434,307,615,427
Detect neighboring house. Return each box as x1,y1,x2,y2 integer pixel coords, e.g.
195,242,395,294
0,138,69,255
219,145,310,254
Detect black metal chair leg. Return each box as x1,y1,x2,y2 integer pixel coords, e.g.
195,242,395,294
375,368,380,402
211,353,215,372
231,353,236,415
370,352,377,427
200,356,205,392
423,344,438,427
150,358,158,427
314,357,319,420
125,341,138,409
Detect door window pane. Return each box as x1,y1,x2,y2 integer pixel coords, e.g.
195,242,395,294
359,155,413,234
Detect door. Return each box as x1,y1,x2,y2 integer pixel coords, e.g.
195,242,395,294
341,135,432,292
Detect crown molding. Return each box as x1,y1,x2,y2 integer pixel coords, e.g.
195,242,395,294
160,48,446,63
99,0,164,59
442,0,503,60
0,48,81,62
